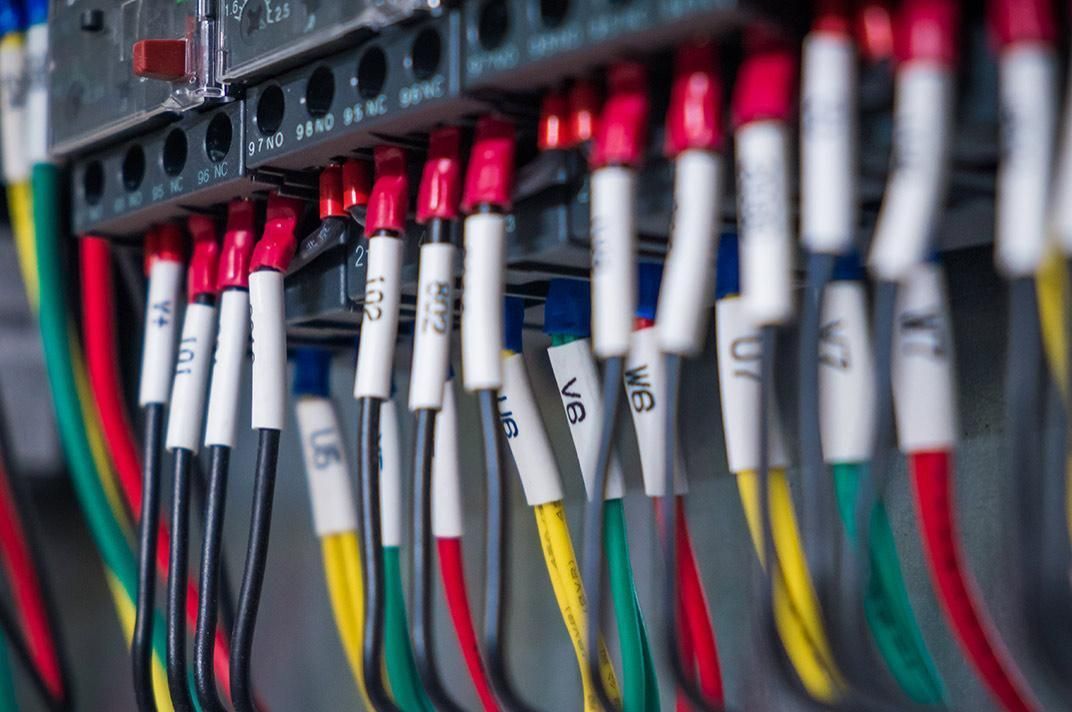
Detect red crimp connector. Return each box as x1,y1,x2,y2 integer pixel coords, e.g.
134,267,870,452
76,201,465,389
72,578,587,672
320,163,346,220
218,198,257,290
343,159,372,210
665,41,723,157
590,62,649,169
155,222,186,265
539,91,572,151
732,26,798,128
857,0,895,61
569,79,600,146
417,127,463,223
894,0,960,66
991,0,1056,48
367,146,409,236
814,0,854,35
143,227,160,275
462,116,516,213
250,193,304,272
187,214,220,300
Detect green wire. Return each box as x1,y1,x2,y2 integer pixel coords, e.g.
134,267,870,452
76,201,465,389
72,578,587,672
0,642,17,712
832,461,945,704
383,546,433,712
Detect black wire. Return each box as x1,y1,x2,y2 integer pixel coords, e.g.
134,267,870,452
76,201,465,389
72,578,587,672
0,599,68,712
411,408,465,712
230,428,280,712
357,397,401,712
477,389,540,712
167,447,195,711
191,453,237,637
134,402,165,712
194,444,231,712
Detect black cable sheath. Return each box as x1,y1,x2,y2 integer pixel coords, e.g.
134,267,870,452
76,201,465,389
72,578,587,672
477,388,540,712
134,402,165,712
411,408,465,711
230,428,280,712
167,447,195,711
194,444,231,712
191,453,236,637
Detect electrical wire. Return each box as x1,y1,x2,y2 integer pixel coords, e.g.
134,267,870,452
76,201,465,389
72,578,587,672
321,531,371,707
195,445,232,712
136,403,166,712
0,595,62,711
0,636,15,712
166,448,195,712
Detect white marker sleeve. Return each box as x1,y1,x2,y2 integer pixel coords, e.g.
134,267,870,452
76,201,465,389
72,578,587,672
546,338,626,500
379,399,404,547
0,39,27,183
432,383,465,538
892,263,958,452
499,353,565,506
462,212,506,391
590,166,638,359
249,270,288,431
139,260,185,406
24,25,48,167
355,237,404,400
658,149,722,356
204,289,250,448
818,282,875,463
295,396,358,537
410,242,456,410
715,297,789,473
165,303,218,452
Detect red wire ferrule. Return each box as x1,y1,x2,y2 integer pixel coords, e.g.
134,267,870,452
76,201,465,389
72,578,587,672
462,116,516,213
857,0,895,61
665,41,723,157
320,163,346,219
153,223,186,269
539,91,572,151
143,227,160,276
250,193,304,272
894,0,960,67
732,26,798,128
187,215,220,300
590,62,649,169
990,0,1056,48
569,79,600,146
343,159,372,210
218,198,257,290
417,127,463,223
367,146,409,236
814,0,854,35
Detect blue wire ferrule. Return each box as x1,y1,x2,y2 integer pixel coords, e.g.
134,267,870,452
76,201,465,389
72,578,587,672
293,347,332,397
636,262,663,321
543,278,591,339
0,0,22,36
24,0,44,27
504,296,525,354
714,232,740,300
831,250,866,282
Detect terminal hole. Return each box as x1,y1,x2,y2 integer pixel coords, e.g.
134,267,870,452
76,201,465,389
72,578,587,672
357,47,387,99
121,145,146,191
205,113,233,163
306,66,335,117
409,27,442,80
256,84,286,136
162,129,188,177
539,0,569,27
478,0,509,50
83,161,104,205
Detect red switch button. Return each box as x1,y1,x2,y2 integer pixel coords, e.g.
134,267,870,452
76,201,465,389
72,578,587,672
133,39,188,81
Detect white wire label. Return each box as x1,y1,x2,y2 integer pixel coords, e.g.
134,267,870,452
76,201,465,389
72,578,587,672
0,39,27,183
818,283,875,463
801,33,856,254
499,353,565,506
892,264,958,452
295,396,358,537
205,290,250,449
715,298,789,473
249,270,288,431
355,237,404,400
410,243,456,410
735,120,793,325
658,150,722,356
139,260,184,406
379,399,404,547
165,303,218,452
432,383,465,538
546,338,626,500
624,328,688,496
461,213,505,391
25,25,48,167
590,166,637,359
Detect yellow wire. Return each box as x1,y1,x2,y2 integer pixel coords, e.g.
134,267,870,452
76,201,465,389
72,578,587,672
533,501,622,712
103,568,174,712
736,469,843,702
7,182,38,308
321,532,373,709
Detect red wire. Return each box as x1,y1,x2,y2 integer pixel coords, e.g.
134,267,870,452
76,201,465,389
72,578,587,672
910,450,1038,712
79,237,233,700
675,571,696,712
676,497,725,705
436,536,499,712
0,461,64,698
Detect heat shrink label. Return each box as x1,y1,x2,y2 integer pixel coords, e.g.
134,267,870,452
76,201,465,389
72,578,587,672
801,32,856,254
165,303,218,452
462,212,506,391
295,396,358,537
249,270,288,431
432,383,465,538
892,264,957,452
379,398,404,547
0,38,26,183
715,297,789,473
25,25,47,166
139,260,185,406
355,237,404,400
547,338,626,500
410,243,456,410
499,353,565,506
818,282,875,463
205,290,250,448
659,150,722,356
736,120,793,325
590,166,637,358
623,328,689,496
869,63,953,281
